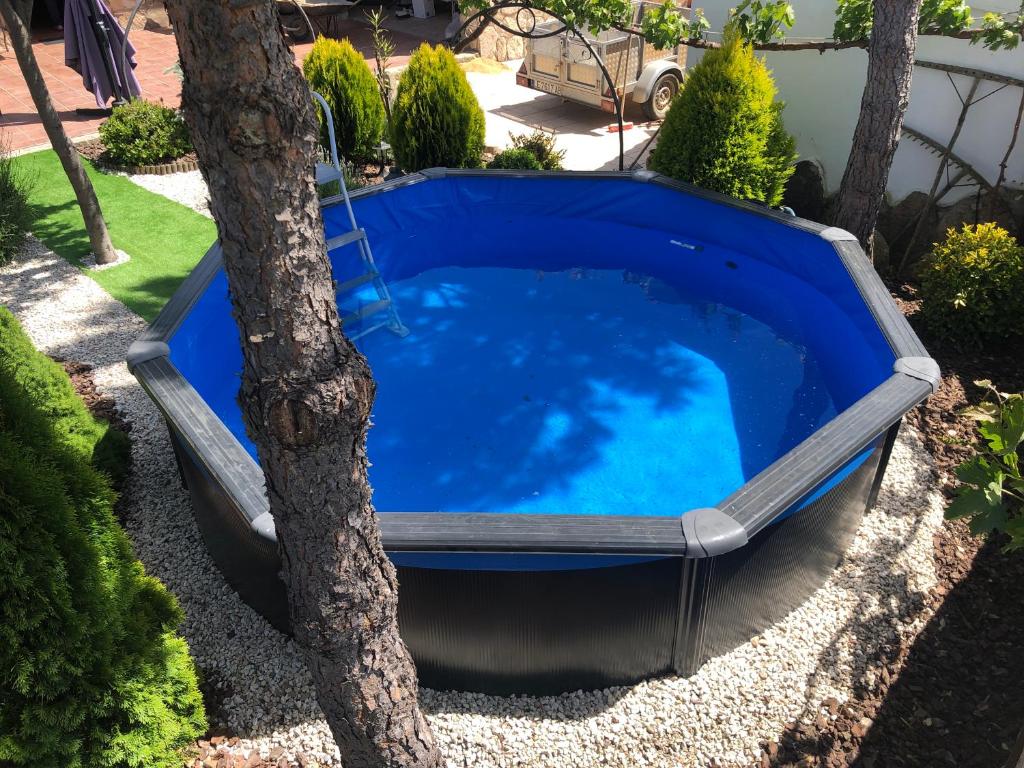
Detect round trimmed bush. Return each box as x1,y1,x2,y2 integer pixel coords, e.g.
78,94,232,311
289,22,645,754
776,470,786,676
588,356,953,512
0,139,32,266
488,148,543,170
99,99,192,167
390,43,486,171
919,223,1024,347
303,36,386,161
648,29,796,206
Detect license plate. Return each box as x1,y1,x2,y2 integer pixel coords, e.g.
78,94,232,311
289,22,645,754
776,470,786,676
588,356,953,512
533,78,563,96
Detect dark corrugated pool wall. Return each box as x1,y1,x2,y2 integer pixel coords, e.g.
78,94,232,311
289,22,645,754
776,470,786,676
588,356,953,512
167,420,898,695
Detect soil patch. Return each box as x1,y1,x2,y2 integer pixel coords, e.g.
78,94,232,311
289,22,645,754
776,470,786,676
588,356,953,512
77,137,200,173
763,281,1024,768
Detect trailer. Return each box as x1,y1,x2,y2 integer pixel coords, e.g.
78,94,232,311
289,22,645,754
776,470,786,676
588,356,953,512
515,1,690,120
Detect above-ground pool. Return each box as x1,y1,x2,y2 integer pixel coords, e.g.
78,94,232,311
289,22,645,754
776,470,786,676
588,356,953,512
129,170,938,694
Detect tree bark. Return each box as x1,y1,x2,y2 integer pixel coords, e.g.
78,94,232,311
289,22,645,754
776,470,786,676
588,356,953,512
0,0,118,265
161,2,442,766
832,0,923,252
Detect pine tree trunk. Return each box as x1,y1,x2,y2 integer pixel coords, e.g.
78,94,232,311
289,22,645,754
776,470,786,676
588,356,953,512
161,2,442,766
832,0,923,253
0,0,118,265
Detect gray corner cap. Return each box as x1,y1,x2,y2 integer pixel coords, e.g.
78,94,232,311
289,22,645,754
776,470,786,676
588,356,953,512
682,507,748,558
894,356,942,393
631,169,658,182
250,512,278,542
819,226,858,243
419,167,448,179
126,339,170,372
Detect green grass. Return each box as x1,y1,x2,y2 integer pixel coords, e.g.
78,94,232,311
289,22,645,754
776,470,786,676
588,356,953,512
14,150,216,321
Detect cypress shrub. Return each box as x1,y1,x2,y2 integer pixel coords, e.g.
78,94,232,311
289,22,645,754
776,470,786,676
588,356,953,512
0,308,206,768
390,43,486,171
303,36,386,161
648,29,796,206
0,137,32,266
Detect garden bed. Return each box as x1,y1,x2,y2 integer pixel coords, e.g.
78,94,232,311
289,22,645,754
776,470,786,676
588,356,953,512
76,137,200,176
765,282,1024,768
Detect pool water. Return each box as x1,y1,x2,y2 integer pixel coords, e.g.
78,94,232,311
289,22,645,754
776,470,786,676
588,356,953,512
267,264,833,517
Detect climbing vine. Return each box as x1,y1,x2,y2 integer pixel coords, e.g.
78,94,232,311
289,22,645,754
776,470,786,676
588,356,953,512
456,0,1023,52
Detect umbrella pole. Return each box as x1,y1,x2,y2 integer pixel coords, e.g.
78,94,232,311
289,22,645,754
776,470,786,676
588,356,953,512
83,0,127,110
119,0,145,102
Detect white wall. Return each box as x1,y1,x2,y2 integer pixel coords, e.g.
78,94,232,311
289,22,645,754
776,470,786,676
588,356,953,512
690,2,1024,201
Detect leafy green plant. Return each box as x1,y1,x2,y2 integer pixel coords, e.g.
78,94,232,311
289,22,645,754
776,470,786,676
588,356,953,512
508,130,565,170
457,0,1021,56
639,1,710,48
918,223,1024,347
835,0,1020,48
0,137,32,266
365,9,396,124
648,29,796,206
730,0,795,44
98,99,192,166
947,380,1024,551
488,148,544,170
303,36,386,161
0,308,206,768
390,43,486,171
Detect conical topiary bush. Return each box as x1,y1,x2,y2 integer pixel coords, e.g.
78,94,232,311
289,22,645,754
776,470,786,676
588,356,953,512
303,36,386,161
648,28,796,207
390,43,486,171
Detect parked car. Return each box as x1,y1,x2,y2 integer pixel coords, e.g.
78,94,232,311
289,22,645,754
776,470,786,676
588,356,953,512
515,0,690,120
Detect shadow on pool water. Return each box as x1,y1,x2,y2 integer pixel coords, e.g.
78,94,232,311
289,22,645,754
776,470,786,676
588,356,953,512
346,265,836,517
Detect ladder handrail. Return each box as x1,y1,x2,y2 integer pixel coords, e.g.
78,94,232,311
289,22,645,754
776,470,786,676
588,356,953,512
310,90,342,174
311,90,408,341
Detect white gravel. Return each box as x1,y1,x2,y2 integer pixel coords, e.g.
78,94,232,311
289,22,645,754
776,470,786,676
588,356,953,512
120,169,213,218
0,237,946,768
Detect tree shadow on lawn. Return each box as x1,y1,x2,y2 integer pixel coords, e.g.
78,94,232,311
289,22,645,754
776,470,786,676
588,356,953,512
27,198,93,262
25,196,198,320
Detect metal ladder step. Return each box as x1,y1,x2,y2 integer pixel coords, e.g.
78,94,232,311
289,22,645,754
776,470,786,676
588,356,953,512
336,271,379,294
310,90,407,341
342,299,392,327
347,319,391,341
326,228,367,252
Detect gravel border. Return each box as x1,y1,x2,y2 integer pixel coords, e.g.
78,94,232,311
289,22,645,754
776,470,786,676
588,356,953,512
0,237,946,768
119,169,213,218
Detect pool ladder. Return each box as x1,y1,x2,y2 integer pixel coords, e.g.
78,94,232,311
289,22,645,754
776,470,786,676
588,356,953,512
313,91,409,342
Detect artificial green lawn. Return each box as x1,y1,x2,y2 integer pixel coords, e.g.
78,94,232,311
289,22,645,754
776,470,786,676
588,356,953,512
14,150,216,321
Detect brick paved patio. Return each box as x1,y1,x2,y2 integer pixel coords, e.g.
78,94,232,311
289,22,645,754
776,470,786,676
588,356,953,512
0,18,428,153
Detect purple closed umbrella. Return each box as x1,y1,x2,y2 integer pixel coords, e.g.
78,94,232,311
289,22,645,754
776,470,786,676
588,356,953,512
65,0,142,108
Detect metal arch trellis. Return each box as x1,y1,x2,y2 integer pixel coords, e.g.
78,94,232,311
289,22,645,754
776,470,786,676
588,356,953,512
896,58,1024,274
450,1,631,170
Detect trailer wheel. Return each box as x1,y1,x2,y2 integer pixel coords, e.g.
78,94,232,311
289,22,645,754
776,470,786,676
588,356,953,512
643,72,680,121
277,1,314,43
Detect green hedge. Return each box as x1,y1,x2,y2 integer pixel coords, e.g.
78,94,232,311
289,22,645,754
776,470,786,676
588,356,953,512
648,29,796,206
99,100,193,167
488,148,543,170
303,36,386,162
390,44,486,171
0,308,206,768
